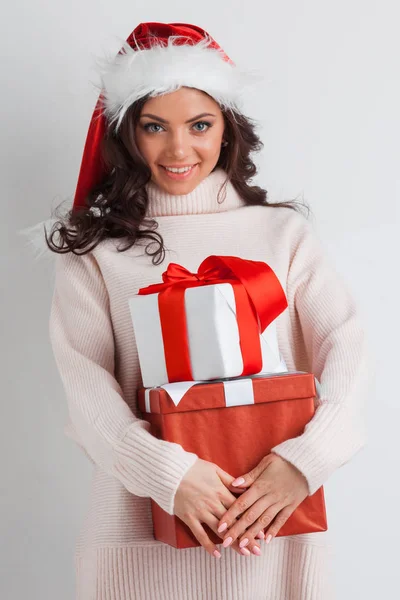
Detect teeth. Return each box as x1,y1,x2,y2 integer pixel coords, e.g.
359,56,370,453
164,165,194,173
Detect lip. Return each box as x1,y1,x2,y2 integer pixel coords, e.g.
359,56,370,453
160,163,199,181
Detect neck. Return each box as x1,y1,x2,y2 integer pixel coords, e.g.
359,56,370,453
145,167,246,217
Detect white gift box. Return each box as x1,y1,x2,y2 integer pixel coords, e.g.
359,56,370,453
129,282,287,388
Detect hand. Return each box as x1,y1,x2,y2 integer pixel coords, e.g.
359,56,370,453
173,458,264,558
216,453,309,549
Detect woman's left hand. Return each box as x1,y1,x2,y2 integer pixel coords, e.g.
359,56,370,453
216,453,309,548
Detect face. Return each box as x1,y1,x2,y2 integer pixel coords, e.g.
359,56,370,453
135,87,225,194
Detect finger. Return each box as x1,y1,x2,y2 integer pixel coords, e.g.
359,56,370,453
205,512,263,557
215,503,264,556
217,485,268,534
230,455,274,489
223,500,281,548
216,493,264,550
215,465,236,489
187,518,223,559
263,506,294,543
204,513,242,556
215,486,243,521
215,466,255,498
236,503,284,548
214,502,264,556
229,481,251,492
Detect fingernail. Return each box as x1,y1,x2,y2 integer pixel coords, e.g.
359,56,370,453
213,549,221,558
232,477,245,487
240,547,251,556
222,536,233,548
252,546,262,555
256,531,264,540
239,538,249,548
218,522,227,533
265,534,273,544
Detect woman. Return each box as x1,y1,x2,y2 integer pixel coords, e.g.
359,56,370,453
46,22,369,599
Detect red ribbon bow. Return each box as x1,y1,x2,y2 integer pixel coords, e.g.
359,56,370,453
138,256,288,383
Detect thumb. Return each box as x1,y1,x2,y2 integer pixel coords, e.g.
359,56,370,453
215,465,250,491
230,456,271,488
215,465,236,488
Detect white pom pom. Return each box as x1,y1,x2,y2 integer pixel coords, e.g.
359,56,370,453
18,217,59,262
18,195,75,262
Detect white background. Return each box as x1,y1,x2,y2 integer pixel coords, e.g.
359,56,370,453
1,1,398,598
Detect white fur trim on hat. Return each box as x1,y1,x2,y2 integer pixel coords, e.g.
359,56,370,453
93,34,263,131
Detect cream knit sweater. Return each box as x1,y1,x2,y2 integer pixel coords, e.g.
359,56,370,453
49,167,370,599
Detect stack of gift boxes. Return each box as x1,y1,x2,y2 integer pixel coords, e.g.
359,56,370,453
128,255,327,549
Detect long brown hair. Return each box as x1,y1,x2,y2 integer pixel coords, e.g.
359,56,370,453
45,93,310,265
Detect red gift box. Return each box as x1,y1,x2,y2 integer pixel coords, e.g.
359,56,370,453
138,372,328,549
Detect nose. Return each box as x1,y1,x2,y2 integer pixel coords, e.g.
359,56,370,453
165,129,190,160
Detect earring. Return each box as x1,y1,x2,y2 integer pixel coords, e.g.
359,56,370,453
221,140,228,147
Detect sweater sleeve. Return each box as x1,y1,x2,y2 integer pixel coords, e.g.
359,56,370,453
49,251,199,515
270,213,372,496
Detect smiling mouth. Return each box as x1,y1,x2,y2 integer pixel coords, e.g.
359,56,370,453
161,164,198,171
159,163,200,179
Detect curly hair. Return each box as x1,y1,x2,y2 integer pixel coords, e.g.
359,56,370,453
45,93,310,265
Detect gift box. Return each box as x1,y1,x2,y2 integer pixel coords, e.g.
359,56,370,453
138,371,328,549
129,255,289,388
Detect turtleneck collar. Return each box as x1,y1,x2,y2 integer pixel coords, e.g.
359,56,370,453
144,167,246,217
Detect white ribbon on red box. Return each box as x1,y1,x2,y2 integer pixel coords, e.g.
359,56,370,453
143,370,322,412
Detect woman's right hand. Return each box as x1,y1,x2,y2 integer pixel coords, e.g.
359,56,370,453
173,458,264,558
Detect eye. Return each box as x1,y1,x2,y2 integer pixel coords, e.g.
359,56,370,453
142,123,164,133
192,121,212,132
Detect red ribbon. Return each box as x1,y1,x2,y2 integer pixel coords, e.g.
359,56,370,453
138,256,288,383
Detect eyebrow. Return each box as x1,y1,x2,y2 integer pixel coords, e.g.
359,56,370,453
139,112,217,124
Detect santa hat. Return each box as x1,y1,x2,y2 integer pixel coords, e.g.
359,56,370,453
19,22,262,257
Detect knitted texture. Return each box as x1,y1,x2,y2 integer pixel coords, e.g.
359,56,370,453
49,167,370,599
